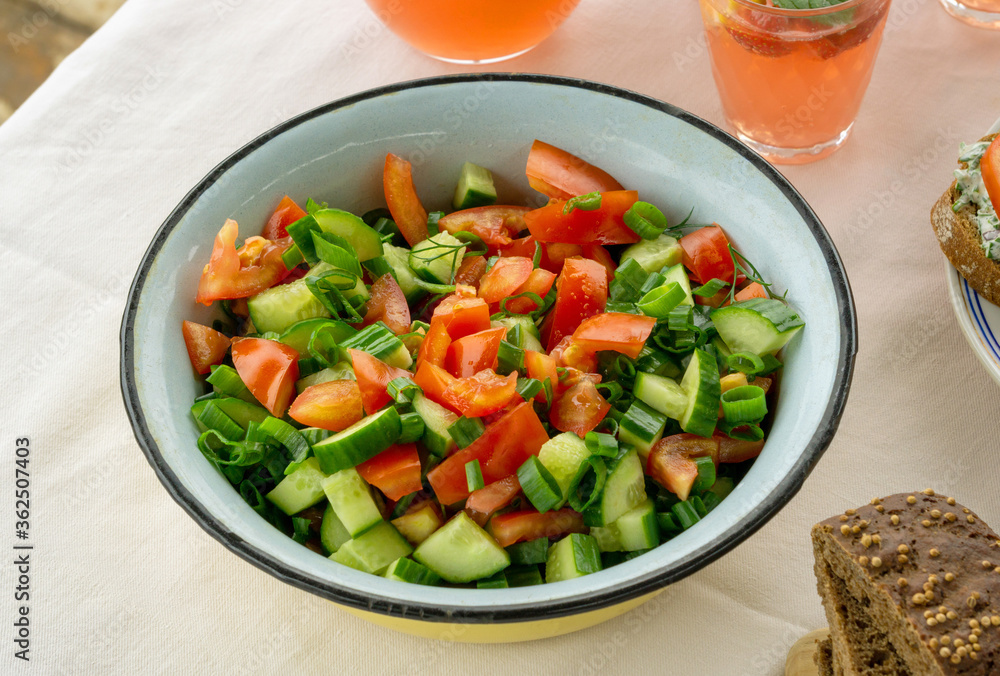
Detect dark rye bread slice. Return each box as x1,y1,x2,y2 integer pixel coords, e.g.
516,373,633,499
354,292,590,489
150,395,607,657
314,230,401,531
812,490,1000,675
930,133,1000,306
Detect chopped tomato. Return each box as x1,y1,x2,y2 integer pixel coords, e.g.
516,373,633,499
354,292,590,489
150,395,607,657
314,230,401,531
571,313,657,359
413,361,459,410
499,236,583,276
445,327,506,378
735,282,768,301
715,432,765,464
362,273,411,335
348,348,411,415
384,153,428,247
230,337,299,417
524,190,640,245
490,508,587,548
454,255,488,288
181,320,231,374
524,349,558,401
525,140,623,200
465,475,521,526
478,257,534,304
416,318,451,370
580,244,616,283
502,268,557,314
427,401,548,505
549,379,610,437
442,369,518,418
548,336,598,373
432,295,491,339
196,220,292,305
288,380,365,431
438,206,530,247
545,257,608,351
356,443,422,501
680,225,735,285
261,195,307,240
696,286,732,309
982,135,1000,211
647,434,720,501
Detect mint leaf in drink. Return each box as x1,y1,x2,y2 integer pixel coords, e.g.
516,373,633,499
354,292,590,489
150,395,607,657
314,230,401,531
772,0,850,7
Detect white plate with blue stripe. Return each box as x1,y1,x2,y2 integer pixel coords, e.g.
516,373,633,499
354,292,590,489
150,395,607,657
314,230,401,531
945,116,1000,386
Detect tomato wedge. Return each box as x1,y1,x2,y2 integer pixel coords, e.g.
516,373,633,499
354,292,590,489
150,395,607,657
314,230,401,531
545,257,608,351
735,282,768,302
982,135,1000,212
646,434,720,501
524,350,558,400
581,244,616,284
362,273,411,335
465,475,521,526
288,380,365,431
715,432,765,464
548,336,598,373
181,320,231,374
490,508,587,548
348,348,411,415
571,313,657,359
384,153,428,247
261,195,307,240
416,318,452,370
502,268,557,315
548,379,610,437
445,327,506,378
230,337,299,417
356,443,422,501
413,361,459,410
438,206,530,247
524,190,640,245
427,401,548,505
432,295,491,339
680,225,735,285
525,140,623,200
477,256,534,304
196,220,292,305
442,369,518,418
454,255,488,288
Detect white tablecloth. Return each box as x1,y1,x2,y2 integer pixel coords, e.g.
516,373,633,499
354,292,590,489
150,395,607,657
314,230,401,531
2,0,999,673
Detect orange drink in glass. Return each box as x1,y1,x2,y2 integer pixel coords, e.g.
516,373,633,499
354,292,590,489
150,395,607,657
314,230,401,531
939,0,1000,29
698,0,891,164
363,0,582,64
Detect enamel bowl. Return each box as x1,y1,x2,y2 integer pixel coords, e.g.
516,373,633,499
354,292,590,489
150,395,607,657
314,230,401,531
120,74,857,642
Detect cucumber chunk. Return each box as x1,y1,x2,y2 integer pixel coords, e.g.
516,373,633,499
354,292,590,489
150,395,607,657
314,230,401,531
545,533,602,583
711,298,804,356
330,521,413,575
266,457,327,516
492,316,543,352
247,275,330,334
278,318,357,355
538,432,592,506
453,162,498,210
634,372,687,421
413,512,510,583
382,243,427,303
391,503,443,546
660,263,694,306
583,447,646,527
312,407,402,474
412,393,458,458
617,401,669,463
620,234,682,273
313,208,383,262
384,557,441,585
613,499,660,551
295,362,356,394
320,502,352,554
321,468,382,538
679,348,721,438
409,232,466,285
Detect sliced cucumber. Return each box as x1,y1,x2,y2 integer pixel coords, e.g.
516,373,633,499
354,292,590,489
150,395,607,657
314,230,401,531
341,323,412,370
312,407,401,474
614,498,659,551
617,401,668,463
191,397,270,433
505,538,549,565
660,263,694,306
320,502,352,554
265,457,327,516
391,503,443,546
620,233,682,273
711,298,804,356
545,533,602,583
321,468,382,538
491,316,544,352
384,557,441,585
453,162,498,210
278,318,357,355
412,393,458,458
295,362,356,394
330,521,412,575
313,208,383,261
247,274,330,334
634,372,687,421
537,432,592,507
413,511,510,583
409,232,466,284
589,526,624,553
679,348,721,438
583,447,646,527
382,243,427,303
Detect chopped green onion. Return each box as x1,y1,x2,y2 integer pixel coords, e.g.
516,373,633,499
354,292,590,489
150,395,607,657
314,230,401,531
371,216,401,244
609,258,648,302
657,512,682,534
701,491,722,513
362,207,392,226
516,378,543,402
306,270,364,323
312,231,362,278
638,272,667,296
307,324,343,368
563,191,602,215
499,291,543,317
194,391,219,403
635,346,682,379
197,429,267,468
718,422,765,442
604,301,640,314
727,351,765,375
755,353,783,376
532,242,543,268
448,416,485,449
671,500,701,529
286,214,321,264
259,416,311,464
506,539,549,565
362,255,395,280
595,417,619,436
299,427,333,447
397,412,425,444
206,365,254,402
691,456,716,493
387,377,422,405
196,401,244,440
297,357,323,379
305,198,328,214
281,245,304,270
541,377,554,410
691,495,708,518
692,278,728,298
465,459,485,493
584,431,619,458
426,210,444,236
636,282,685,318
595,381,623,404
516,456,562,513
476,571,509,589
720,385,767,424
623,201,668,239
452,231,488,257
667,304,694,331
496,340,525,375
341,323,405,362
567,455,608,512
506,565,544,587
291,516,312,544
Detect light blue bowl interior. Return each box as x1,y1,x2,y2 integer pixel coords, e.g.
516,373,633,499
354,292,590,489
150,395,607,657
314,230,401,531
129,77,846,615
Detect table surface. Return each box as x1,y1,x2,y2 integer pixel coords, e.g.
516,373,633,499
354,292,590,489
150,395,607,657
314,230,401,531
2,0,999,673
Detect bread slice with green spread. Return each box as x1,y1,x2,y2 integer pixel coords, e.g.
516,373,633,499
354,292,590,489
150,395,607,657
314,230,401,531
931,133,1000,305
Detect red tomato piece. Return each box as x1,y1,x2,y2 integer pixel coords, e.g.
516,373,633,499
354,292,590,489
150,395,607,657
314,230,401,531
549,379,610,437
442,369,518,418
432,295,491,340
454,255,488,288
478,257,534,304
525,140,624,200
230,337,299,417
362,273,411,335
261,195,307,240
438,206,531,248
580,244,616,284
348,348,411,415
982,135,1000,212
680,225,735,285
524,349,558,401
427,401,549,505
501,268,557,315
413,361,459,410
416,318,452,370
735,282,768,302
715,432,765,464
384,153,428,247
548,336,598,374
571,313,657,359
646,434,720,501
445,327,507,378
545,257,608,351
490,508,587,548
181,320,231,374
288,380,365,431
524,190,640,245
465,475,521,526
356,443,423,501
196,220,292,305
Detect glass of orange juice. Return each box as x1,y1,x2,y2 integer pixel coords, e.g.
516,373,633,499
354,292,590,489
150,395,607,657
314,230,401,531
698,0,892,164
939,0,1000,29
363,0,583,64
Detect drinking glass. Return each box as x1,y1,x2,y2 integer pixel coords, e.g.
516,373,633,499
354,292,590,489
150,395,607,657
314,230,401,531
939,0,1000,30
698,0,892,164
363,0,582,64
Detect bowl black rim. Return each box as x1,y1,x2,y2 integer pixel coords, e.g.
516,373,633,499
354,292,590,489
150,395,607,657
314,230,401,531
120,72,857,625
